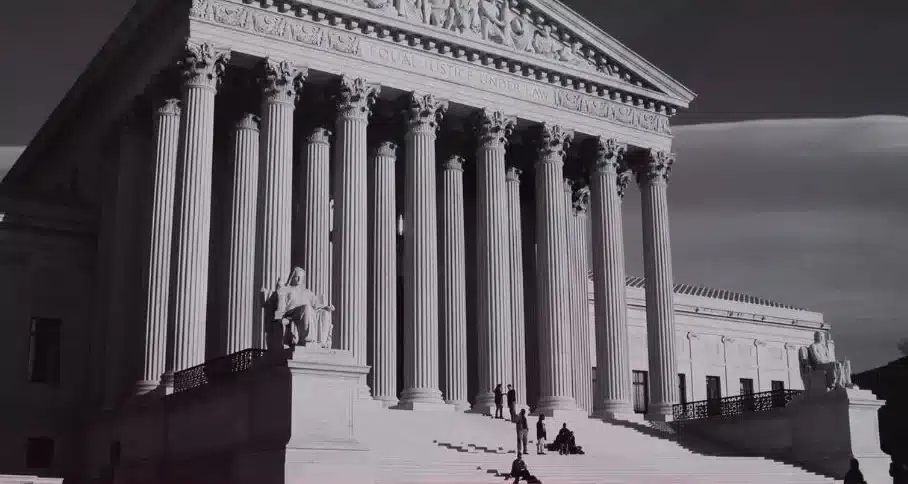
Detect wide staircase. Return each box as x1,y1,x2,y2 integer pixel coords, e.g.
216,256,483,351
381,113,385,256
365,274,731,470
357,407,841,484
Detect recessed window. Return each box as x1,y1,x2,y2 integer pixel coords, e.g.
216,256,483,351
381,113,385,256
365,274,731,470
25,437,54,470
632,370,648,414
28,317,62,385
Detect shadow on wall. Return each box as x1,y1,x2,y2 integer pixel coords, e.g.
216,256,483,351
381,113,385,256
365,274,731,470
853,356,908,463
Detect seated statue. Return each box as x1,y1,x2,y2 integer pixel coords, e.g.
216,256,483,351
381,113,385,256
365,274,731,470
261,267,334,350
798,331,853,392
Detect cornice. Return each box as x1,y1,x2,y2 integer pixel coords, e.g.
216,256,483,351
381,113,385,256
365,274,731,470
190,0,676,135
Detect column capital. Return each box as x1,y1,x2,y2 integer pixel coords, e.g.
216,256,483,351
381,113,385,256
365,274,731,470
505,166,522,182
235,113,260,131
180,41,231,90
475,109,516,149
258,58,308,105
572,185,590,214
537,123,573,163
336,76,381,120
563,177,574,195
591,137,632,198
406,92,448,133
721,335,735,345
374,141,398,158
442,154,465,171
157,98,182,117
686,331,700,341
754,339,767,348
634,149,674,185
306,127,332,144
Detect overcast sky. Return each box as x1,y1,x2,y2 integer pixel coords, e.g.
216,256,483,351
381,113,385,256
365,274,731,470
0,1,906,371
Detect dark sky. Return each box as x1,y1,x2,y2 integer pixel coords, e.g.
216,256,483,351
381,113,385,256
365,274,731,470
1,1,907,371
1,0,908,144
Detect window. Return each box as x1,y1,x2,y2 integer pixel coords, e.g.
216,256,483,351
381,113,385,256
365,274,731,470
25,437,54,470
678,373,687,406
739,378,754,396
28,318,62,385
706,376,722,416
632,370,648,414
740,378,755,412
771,380,786,407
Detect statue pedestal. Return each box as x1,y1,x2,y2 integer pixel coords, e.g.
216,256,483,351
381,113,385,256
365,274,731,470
789,386,888,483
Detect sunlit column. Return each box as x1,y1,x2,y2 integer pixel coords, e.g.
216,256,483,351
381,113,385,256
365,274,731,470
297,127,332,300
170,42,230,371
506,167,528,407
440,155,469,412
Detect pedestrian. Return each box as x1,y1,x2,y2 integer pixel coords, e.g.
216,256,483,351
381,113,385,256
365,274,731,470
493,383,504,419
843,458,866,484
507,384,517,421
515,409,529,455
536,414,547,455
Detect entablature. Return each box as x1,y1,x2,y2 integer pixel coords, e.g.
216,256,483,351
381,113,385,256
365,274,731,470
189,0,680,141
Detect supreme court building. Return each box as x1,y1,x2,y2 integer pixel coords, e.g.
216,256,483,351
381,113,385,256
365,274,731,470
0,0,844,481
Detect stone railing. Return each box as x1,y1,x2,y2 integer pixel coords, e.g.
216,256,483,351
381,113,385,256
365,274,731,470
672,389,803,422
172,348,269,394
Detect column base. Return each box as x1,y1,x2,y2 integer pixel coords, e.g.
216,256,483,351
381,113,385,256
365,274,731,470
445,400,471,412
134,379,158,395
374,396,399,408
397,388,450,411
645,402,675,422
594,401,637,422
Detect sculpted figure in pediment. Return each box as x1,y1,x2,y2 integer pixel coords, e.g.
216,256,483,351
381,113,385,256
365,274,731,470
449,0,481,35
423,0,452,28
532,25,559,59
364,0,397,15
509,10,537,52
396,0,424,22
479,0,513,46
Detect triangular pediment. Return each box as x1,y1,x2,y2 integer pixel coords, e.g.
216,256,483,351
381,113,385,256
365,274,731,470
329,0,695,107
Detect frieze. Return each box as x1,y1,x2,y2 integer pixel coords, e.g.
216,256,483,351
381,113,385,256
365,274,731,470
189,0,672,136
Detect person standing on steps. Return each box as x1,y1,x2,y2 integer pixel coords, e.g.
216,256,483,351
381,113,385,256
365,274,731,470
515,409,529,455
493,383,504,419
507,384,517,421
535,415,547,455
843,458,867,484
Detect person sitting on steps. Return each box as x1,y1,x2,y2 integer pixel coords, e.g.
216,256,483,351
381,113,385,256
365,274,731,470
547,423,584,455
508,453,537,484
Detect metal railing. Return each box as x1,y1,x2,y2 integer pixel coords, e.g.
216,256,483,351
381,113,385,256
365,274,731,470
672,389,803,422
172,349,268,394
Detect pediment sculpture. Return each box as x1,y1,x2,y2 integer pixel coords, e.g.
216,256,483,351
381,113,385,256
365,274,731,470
797,331,853,393
356,0,604,73
261,267,335,350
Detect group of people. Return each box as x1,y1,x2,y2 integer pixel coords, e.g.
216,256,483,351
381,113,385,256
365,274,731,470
843,456,908,484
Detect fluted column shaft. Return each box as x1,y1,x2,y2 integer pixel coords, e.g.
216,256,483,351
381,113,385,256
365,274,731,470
136,99,181,393
637,150,679,419
256,59,306,349
473,110,516,411
223,114,260,354
571,188,593,414
534,124,578,415
506,168,527,407
441,156,469,411
399,93,448,408
370,142,399,407
563,180,585,412
334,77,380,391
170,43,230,371
298,128,332,299
590,139,634,418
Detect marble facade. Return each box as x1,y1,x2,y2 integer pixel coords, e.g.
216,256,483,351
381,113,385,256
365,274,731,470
0,0,845,480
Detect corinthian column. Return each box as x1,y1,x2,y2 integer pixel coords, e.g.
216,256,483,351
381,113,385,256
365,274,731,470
534,124,580,416
398,92,450,410
590,138,634,419
506,167,528,408
136,99,181,394
571,185,593,415
256,59,307,349
563,179,584,410
635,149,679,420
370,141,399,407
472,109,516,413
223,114,260,354
334,77,380,393
298,127,332,299
170,42,230,371
441,155,469,412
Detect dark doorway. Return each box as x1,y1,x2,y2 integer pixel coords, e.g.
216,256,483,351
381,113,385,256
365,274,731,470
706,375,722,416
632,370,648,414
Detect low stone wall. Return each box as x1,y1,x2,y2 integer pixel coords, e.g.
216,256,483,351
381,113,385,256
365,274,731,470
676,387,888,483
84,348,373,484
0,475,63,484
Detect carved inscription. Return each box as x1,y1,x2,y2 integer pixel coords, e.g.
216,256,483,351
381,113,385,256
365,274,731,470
190,0,671,135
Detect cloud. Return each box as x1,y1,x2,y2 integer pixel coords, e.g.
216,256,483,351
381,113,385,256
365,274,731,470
0,146,23,181
619,116,908,372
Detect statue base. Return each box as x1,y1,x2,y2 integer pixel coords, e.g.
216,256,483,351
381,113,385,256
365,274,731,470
789,386,888,483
